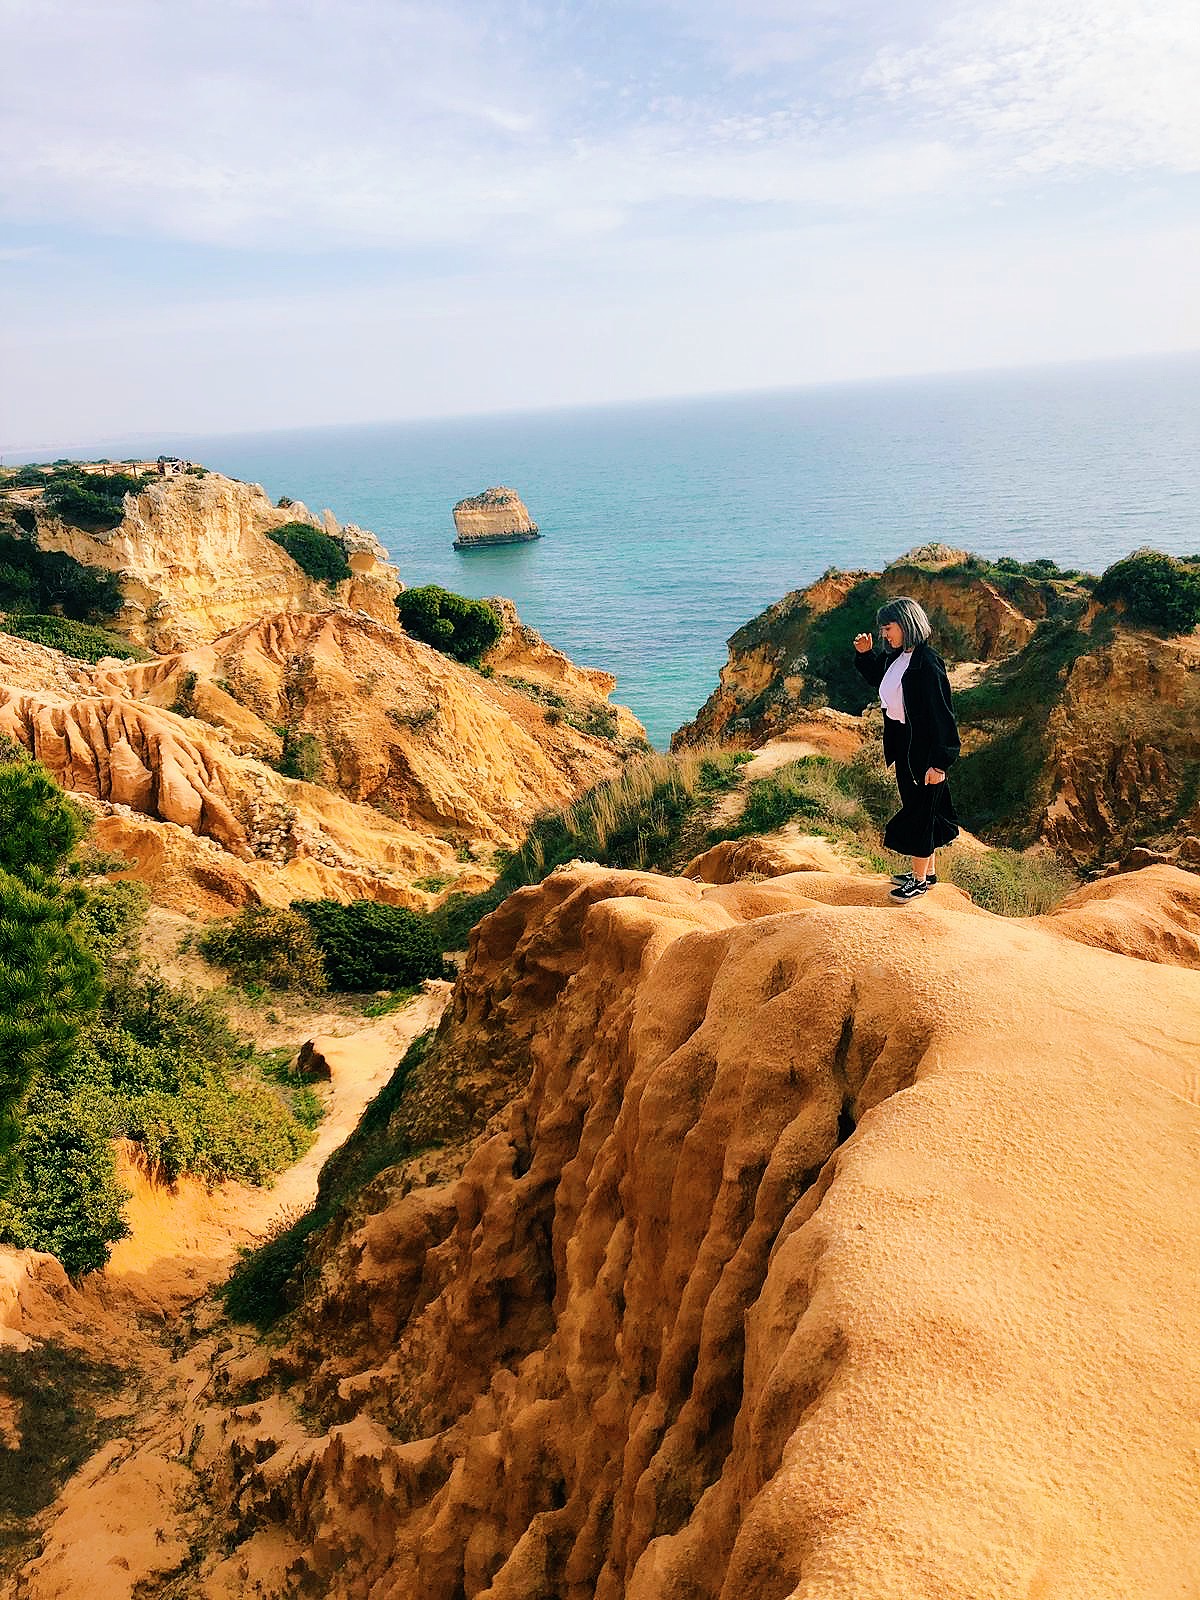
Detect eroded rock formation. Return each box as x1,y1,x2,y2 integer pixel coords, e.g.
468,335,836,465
20,860,1200,1597
0,603,644,912
673,553,1070,751
1040,628,1200,866
453,487,540,547
26,473,400,650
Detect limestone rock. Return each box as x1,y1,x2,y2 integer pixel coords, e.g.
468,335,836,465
1040,629,1200,866
0,602,643,912
452,487,540,547
28,861,1200,1597
673,554,1064,750
28,472,401,651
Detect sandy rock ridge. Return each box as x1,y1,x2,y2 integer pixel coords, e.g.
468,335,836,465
20,859,1200,1598
0,600,643,913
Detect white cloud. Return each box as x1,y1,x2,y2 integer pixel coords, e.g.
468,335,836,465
865,0,1200,176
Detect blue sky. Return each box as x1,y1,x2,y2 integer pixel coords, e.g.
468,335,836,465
3,0,1197,450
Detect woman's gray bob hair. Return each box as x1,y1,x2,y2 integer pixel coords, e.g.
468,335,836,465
876,596,933,650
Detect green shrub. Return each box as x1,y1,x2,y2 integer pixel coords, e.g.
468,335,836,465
0,870,102,1166
73,879,149,972
170,669,198,716
266,521,351,584
1094,550,1200,633
0,532,124,622
198,905,328,992
0,829,315,1272
41,470,147,533
0,759,88,881
942,848,1077,915
395,584,503,665
293,898,443,990
714,756,872,841
0,1091,129,1275
277,727,324,783
0,613,147,663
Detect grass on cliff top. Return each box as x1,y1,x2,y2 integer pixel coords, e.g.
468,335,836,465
428,749,750,949
707,749,1079,914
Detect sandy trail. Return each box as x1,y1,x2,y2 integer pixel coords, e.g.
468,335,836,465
102,985,451,1315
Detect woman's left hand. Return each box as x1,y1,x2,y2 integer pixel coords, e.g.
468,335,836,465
924,767,946,785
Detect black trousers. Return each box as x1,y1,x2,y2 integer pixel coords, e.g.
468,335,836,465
883,761,960,857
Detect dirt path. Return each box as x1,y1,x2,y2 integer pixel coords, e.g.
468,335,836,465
100,985,452,1315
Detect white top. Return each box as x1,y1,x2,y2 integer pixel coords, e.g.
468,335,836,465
879,650,913,722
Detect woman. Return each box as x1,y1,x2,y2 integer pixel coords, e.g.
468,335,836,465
852,597,960,902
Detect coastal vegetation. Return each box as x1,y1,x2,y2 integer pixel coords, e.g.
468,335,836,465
429,749,750,947
1094,550,1200,632
0,530,124,622
0,613,149,663
201,898,444,993
266,521,352,584
707,750,1078,913
223,1029,433,1328
395,583,503,665
198,906,328,993
293,898,445,990
0,752,315,1276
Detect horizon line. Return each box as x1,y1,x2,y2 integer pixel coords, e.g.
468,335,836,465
5,344,1198,463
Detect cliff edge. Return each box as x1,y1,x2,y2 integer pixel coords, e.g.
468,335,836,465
16,859,1200,1597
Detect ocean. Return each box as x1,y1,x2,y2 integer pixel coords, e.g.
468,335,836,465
101,353,1200,748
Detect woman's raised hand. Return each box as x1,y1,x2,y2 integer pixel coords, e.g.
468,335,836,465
853,632,873,653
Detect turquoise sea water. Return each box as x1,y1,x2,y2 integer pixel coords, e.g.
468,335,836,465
130,354,1200,747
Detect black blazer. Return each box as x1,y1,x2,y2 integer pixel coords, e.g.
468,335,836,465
853,640,961,777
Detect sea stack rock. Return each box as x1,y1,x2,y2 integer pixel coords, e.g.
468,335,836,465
452,486,540,549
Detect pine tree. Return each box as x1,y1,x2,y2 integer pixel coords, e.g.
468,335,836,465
0,758,101,1164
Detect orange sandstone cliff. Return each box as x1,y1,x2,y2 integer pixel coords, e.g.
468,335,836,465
14,858,1200,1598
0,609,644,914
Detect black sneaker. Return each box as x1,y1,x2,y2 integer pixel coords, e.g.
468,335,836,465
891,871,937,886
889,877,930,902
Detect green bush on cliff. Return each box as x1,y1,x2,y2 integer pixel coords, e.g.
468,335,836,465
293,898,443,990
0,531,124,622
41,469,148,533
395,584,503,666
428,750,749,950
0,756,315,1274
1094,550,1200,633
266,521,351,585
0,614,148,663
942,848,1077,916
223,1029,433,1328
199,905,328,993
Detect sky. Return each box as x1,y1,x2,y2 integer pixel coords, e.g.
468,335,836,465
2,0,1198,452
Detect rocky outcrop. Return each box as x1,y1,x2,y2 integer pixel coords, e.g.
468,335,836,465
22,860,1200,1598
24,473,400,651
452,487,540,547
1040,628,1200,867
673,554,1074,750
0,605,644,912
484,597,646,745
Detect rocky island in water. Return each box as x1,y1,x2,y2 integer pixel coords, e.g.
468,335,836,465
452,485,540,548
